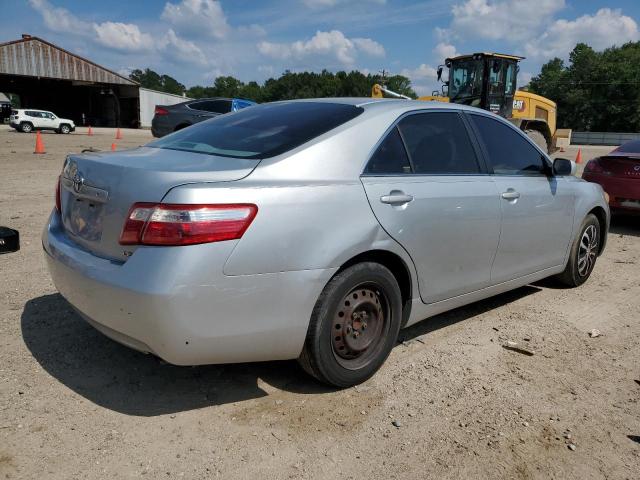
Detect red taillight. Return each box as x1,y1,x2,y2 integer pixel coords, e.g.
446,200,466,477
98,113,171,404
154,107,169,116
119,203,258,246
55,175,61,212
584,158,604,174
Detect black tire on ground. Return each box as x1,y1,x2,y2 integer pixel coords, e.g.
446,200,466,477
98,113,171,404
555,213,601,287
525,129,548,153
298,262,403,387
20,122,33,133
59,124,71,134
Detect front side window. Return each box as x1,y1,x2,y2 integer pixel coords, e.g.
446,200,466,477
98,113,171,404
364,127,411,175
149,102,364,159
470,114,547,175
397,112,481,174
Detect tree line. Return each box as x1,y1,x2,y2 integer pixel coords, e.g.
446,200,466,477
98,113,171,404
131,40,640,132
129,68,416,102
529,42,640,132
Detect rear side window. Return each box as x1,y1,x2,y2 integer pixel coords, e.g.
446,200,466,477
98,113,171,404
397,112,481,174
470,114,546,175
149,102,364,159
189,100,231,114
364,127,411,174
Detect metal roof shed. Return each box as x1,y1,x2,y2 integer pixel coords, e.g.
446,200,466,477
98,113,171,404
0,34,140,127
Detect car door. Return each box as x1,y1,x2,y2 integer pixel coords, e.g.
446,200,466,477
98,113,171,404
467,113,575,283
361,111,502,304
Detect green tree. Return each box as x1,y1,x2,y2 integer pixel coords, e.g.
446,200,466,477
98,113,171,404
529,42,640,132
129,68,186,96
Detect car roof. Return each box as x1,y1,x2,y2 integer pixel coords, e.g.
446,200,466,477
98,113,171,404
274,97,483,114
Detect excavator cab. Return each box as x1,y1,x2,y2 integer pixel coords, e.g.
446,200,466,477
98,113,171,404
444,53,521,119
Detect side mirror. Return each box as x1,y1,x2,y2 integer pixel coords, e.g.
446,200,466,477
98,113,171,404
0,227,20,254
553,158,576,176
437,66,443,82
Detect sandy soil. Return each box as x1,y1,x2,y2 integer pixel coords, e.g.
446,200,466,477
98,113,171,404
0,127,638,479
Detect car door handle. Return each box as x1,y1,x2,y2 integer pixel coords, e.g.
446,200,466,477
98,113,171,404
501,190,521,200
380,193,414,205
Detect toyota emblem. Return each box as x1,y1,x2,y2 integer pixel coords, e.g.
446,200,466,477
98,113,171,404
72,172,84,193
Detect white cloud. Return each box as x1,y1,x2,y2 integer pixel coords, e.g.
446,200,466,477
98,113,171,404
433,42,458,61
525,8,640,60
93,22,154,52
258,30,384,66
161,0,230,39
28,0,91,34
159,29,208,65
352,37,385,57
447,0,565,42
302,0,385,8
400,64,439,97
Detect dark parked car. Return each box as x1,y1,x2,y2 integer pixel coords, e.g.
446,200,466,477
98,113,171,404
151,97,256,137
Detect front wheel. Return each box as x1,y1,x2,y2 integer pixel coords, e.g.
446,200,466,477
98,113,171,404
59,124,71,134
555,213,601,287
298,262,402,387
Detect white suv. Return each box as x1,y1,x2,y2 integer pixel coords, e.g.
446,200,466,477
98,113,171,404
10,109,75,134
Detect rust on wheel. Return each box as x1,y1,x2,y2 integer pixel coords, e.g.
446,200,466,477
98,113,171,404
331,284,389,369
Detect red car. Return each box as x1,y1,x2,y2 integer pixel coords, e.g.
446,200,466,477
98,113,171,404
582,140,640,214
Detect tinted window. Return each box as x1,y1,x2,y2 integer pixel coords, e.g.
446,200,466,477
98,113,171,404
26,111,38,117
190,100,231,114
364,127,411,175
149,102,364,159
616,140,640,153
397,112,481,174
470,114,546,175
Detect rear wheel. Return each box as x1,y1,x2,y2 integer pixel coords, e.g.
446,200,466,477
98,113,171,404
556,213,600,287
525,129,548,153
20,122,33,133
298,262,402,387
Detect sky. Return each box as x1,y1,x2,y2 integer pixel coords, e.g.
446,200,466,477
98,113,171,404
3,0,640,95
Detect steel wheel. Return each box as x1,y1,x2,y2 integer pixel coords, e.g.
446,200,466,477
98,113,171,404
331,283,390,370
577,224,598,277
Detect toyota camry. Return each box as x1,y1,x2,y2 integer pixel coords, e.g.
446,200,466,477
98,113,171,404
43,99,609,387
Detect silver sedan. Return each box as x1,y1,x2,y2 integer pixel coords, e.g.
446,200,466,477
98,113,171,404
43,99,609,387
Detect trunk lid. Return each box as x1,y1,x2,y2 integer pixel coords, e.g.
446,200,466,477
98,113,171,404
599,153,640,179
59,146,259,261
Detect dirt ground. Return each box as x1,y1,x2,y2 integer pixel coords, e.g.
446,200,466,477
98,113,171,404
0,127,638,479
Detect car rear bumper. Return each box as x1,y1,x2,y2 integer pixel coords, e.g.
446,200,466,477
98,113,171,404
583,173,640,212
43,211,335,365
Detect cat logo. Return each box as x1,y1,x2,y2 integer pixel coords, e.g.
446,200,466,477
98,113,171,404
513,99,526,112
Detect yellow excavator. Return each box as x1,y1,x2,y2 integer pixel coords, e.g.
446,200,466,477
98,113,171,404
372,53,557,153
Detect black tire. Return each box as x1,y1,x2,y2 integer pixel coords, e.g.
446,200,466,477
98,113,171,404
298,262,403,387
525,129,548,153
555,213,601,287
20,122,33,133
59,124,71,134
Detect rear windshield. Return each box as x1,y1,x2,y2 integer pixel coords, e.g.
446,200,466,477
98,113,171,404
148,102,364,159
615,140,640,153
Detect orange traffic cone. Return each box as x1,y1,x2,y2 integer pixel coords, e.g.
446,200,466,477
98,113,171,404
111,143,117,151
575,148,583,164
34,130,46,154
87,125,93,136
115,128,122,140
